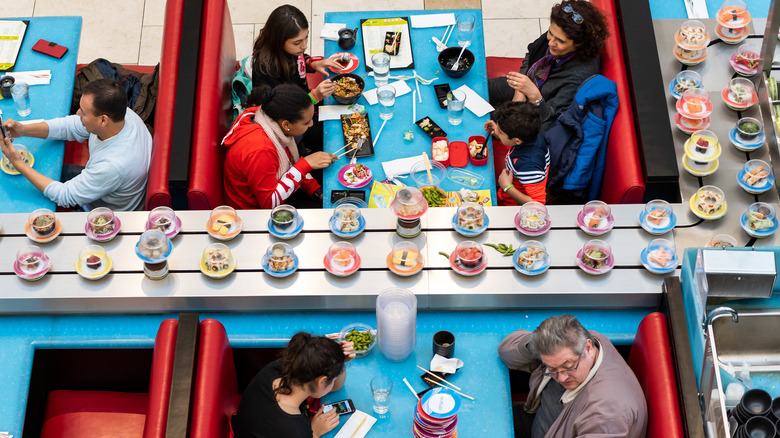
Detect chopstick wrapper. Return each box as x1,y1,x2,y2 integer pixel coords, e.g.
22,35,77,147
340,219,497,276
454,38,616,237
334,410,376,438
431,354,464,374
6,70,51,85
363,80,412,105
321,23,346,40
454,84,495,117
411,13,456,28
382,155,425,180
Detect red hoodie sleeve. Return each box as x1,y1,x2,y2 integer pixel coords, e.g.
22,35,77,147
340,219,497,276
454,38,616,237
244,149,317,209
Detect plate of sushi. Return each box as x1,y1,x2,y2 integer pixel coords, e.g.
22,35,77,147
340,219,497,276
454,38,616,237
639,208,677,235
640,247,678,274
338,163,372,189
512,242,550,276
740,203,778,238
737,161,774,194
386,243,424,277
576,204,614,236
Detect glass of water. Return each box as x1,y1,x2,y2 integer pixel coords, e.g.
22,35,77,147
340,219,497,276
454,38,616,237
371,52,391,87
371,374,393,414
456,13,475,48
11,82,31,117
377,85,396,120
447,90,467,125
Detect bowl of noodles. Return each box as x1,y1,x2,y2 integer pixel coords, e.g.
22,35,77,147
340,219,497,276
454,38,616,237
331,73,365,104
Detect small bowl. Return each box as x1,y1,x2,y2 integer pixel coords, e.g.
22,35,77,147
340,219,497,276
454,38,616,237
580,239,611,270
740,159,772,190
737,117,763,142
390,187,427,219
389,241,422,272
455,202,486,231
208,205,241,239
1,143,30,172
643,200,673,229
673,70,702,96
325,241,359,275
515,240,548,272
338,323,376,357
87,207,116,237
581,200,612,231
136,229,171,262
744,416,775,438
454,241,484,268
411,159,447,187
518,201,550,233
709,234,738,248
675,20,710,49
438,47,475,78
79,245,108,271
430,137,450,167
331,73,365,105
725,77,755,106
645,239,677,270
686,130,720,161
694,185,725,216
468,135,489,166
733,43,760,75
271,204,298,232
681,87,710,114
16,246,45,274
744,202,776,232
264,242,297,274
741,389,772,416
29,209,56,236
147,206,177,233
332,203,362,234
201,243,233,273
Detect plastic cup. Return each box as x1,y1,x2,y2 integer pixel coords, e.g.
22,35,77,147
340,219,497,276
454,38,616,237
29,208,56,236
456,13,475,47
11,82,30,116
16,246,44,274
447,90,467,125
709,234,738,248
79,245,108,271
377,84,396,120
371,374,393,414
271,204,298,232
87,207,116,237
147,206,177,233
371,52,391,87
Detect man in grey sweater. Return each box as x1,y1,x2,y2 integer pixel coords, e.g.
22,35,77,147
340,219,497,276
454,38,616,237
498,315,647,438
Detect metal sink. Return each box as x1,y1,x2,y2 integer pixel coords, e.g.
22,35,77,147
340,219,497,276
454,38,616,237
711,310,780,373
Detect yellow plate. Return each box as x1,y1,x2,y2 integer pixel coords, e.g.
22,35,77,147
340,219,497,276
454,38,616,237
689,193,727,220
683,137,721,163
76,254,113,280
206,215,243,240
681,153,719,177
0,150,34,175
199,255,237,279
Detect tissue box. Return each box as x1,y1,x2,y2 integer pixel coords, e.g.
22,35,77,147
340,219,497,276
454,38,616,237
697,249,776,298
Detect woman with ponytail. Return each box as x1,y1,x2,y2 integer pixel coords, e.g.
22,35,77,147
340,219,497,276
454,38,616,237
221,83,338,209
231,332,355,438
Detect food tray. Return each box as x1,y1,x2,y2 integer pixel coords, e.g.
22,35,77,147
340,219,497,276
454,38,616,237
449,141,469,167
415,116,447,138
433,84,451,109
340,111,375,157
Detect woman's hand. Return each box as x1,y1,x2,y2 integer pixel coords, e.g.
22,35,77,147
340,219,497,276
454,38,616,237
507,72,542,103
311,58,343,77
498,168,514,189
313,79,336,99
340,340,356,363
311,406,340,438
304,151,337,170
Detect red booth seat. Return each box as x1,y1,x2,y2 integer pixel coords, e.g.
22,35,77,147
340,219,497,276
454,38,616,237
187,0,236,210
628,312,685,438
40,319,179,438
190,319,240,438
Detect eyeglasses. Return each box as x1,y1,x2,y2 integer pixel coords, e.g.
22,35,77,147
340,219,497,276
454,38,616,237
543,353,583,378
563,4,584,24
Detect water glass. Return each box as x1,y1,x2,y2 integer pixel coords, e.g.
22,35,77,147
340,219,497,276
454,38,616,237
11,82,31,117
456,13,475,48
371,52,391,87
371,374,393,415
377,85,396,120
447,90,467,125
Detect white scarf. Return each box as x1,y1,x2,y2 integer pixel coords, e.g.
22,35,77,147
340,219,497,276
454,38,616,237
253,108,300,179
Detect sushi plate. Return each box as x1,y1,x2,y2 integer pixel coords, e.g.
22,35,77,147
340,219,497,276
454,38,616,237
324,252,361,277
0,150,34,175
512,252,550,276
13,254,51,281
683,137,721,162
451,213,489,237
575,249,615,275
514,212,551,237
675,97,713,119
674,113,710,134
681,153,719,177
135,240,174,264
640,248,678,274
576,210,614,236
84,216,122,242
267,215,304,240
25,218,63,244
328,214,366,239
449,251,487,276
740,212,779,238
638,210,677,235
729,127,765,151
76,254,113,280
737,168,774,194
329,52,360,74
206,216,243,241
669,78,701,100
689,194,727,220
145,216,182,240
715,24,748,44
261,253,299,278
386,252,424,276
338,163,373,189
730,52,759,76
721,87,758,110
199,255,237,279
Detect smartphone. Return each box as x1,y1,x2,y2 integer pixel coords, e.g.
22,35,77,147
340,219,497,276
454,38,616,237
0,113,8,139
323,399,355,416
32,39,69,59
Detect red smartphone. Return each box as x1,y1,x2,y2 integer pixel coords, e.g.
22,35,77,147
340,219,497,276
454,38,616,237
32,39,68,59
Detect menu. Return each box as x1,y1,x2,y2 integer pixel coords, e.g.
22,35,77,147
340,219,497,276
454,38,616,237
0,20,28,72
360,17,414,70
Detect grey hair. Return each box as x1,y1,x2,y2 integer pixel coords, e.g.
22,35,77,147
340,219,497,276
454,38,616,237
532,315,592,357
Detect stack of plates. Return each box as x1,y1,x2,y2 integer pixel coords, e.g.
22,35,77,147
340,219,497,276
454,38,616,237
413,387,461,438
376,288,417,362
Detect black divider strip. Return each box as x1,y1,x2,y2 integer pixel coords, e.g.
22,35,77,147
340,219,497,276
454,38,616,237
166,313,199,438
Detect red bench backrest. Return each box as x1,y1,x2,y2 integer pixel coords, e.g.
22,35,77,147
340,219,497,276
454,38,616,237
142,318,180,438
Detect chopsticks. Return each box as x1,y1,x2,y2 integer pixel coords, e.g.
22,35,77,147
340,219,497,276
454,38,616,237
430,379,475,401
443,25,454,46
403,377,420,400
337,138,363,158
350,416,367,438
417,365,461,390
413,70,422,103
421,152,435,187
412,91,417,123
416,365,475,400
373,119,388,146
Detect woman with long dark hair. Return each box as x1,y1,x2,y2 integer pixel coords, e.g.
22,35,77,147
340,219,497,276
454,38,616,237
231,332,355,438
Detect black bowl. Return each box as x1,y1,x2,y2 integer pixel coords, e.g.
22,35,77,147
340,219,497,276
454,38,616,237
745,416,776,438
770,397,780,422
438,47,475,78
742,389,773,417
331,73,365,105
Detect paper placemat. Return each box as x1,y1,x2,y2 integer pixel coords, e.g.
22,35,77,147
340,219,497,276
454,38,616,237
334,410,376,438
363,80,412,105
455,84,494,117
410,13,455,28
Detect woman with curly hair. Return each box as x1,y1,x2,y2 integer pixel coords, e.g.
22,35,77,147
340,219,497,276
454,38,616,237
488,0,609,131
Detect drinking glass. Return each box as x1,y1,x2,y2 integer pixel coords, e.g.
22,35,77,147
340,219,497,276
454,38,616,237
447,90,466,125
377,85,396,120
11,82,31,116
456,13,475,48
371,374,393,414
372,52,391,87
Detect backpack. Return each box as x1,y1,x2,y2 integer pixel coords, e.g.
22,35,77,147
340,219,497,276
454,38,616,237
544,75,618,204
72,58,160,134
231,55,253,120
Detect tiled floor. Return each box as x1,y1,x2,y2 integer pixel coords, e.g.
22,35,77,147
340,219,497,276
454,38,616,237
1,0,558,65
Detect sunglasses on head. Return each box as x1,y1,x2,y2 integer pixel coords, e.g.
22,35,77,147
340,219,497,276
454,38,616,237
563,4,584,24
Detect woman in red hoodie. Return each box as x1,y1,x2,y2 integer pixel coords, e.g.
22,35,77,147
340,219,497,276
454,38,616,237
222,84,337,209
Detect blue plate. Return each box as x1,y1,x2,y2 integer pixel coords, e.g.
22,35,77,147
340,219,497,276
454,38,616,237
328,214,366,239
421,386,462,419
512,252,550,276
740,212,779,238
267,215,304,239
729,127,765,151
261,253,299,277
669,78,683,99
737,168,774,194
638,210,677,235
135,240,174,263
640,247,678,274
451,213,489,237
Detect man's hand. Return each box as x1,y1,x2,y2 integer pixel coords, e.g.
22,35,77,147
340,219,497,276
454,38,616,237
340,340,356,363
0,136,23,166
2,119,25,138
498,168,514,189
311,406,339,438
484,120,496,135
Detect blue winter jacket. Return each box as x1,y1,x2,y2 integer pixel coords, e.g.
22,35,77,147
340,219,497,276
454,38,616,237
544,75,618,201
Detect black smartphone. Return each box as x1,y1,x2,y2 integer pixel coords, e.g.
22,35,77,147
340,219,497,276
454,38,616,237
330,190,366,203
323,399,355,416
0,113,8,139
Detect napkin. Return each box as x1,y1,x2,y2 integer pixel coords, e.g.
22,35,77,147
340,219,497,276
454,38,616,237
430,354,464,374
410,13,456,28
363,80,412,105
334,410,376,438
318,104,365,121
455,85,495,117
7,70,51,85
321,23,346,41
381,154,425,180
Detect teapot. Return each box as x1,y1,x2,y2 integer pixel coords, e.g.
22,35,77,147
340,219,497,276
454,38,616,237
338,27,357,50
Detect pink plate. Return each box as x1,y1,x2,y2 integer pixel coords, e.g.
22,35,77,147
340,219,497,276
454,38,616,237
514,212,552,236
721,86,758,109
13,254,51,281
324,252,361,277
729,52,759,76
675,113,710,133
337,163,373,189
145,216,182,239
576,210,615,236
328,52,359,74
575,249,615,275
449,250,487,276
675,98,713,119
84,215,122,242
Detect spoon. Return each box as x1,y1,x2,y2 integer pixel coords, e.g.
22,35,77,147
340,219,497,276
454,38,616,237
451,45,468,71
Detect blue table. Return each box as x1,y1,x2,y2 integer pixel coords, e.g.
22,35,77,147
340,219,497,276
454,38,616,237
0,17,82,213
322,10,497,208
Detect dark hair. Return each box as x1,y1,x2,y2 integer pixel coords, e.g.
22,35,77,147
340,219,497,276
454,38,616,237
252,5,308,82
247,83,313,124
550,0,609,60
492,101,540,143
274,332,345,397
83,78,127,122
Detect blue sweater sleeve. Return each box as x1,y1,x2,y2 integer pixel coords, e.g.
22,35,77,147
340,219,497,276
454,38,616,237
43,161,123,208
46,114,90,143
